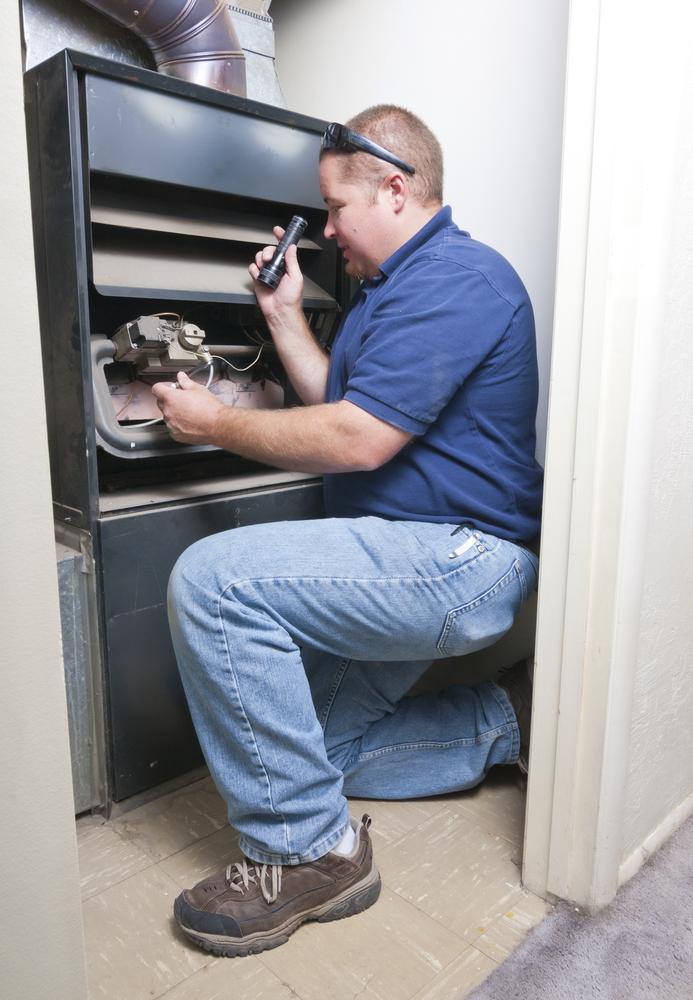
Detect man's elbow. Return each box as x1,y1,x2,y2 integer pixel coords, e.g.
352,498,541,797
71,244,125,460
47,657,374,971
347,436,401,473
333,402,411,472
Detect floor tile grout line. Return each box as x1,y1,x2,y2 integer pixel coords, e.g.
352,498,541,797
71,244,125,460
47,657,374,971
77,820,161,902
78,813,167,867
254,954,322,1000
430,941,497,988
440,790,526,823
80,858,158,904
449,809,525,851
377,832,522,877
474,937,510,964
374,794,524,846
149,954,296,1000
460,944,502,998
153,859,197,898
109,816,229,862
365,803,454,856
371,798,489,863
472,896,553,965
377,877,530,952
407,941,500,1000
78,799,231,870
376,882,486,948
148,823,240,872
80,853,194,913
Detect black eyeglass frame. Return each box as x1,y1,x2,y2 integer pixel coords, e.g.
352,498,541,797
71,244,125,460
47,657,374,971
321,122,416,176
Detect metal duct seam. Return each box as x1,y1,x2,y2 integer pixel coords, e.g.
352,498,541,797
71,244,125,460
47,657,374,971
80,0,247,96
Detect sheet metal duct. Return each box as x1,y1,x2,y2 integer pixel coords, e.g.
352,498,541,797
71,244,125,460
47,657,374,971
22,1,284,104
80,0,247,95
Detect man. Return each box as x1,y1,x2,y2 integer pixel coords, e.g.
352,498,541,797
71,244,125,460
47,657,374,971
152,105,543,958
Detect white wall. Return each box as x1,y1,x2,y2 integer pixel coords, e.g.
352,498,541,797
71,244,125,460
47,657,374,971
0,9,88,999
620,61,693,869
272,0,569,461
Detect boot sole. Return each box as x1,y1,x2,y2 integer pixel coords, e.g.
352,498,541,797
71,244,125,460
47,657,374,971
174,864,382,958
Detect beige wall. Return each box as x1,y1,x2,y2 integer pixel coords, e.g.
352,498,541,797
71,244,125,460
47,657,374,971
272,0,569,462
621,63,693,867
270,0,567,691
0,9,87,999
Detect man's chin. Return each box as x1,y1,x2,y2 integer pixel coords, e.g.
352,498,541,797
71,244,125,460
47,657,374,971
344,260,368,281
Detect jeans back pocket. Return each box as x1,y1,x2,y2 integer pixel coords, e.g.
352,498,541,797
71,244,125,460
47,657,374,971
436,559,527,657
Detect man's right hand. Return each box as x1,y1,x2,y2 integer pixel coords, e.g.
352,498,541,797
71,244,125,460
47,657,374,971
247,224,329,406
249,226,304,320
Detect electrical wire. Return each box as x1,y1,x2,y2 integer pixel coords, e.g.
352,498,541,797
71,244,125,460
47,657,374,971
114,388,135,419
127,413,165,427
210,345,263,373
242,325,272,348
118,345,263,431
120,358,218,427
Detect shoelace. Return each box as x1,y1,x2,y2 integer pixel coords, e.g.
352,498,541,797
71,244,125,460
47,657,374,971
225,859,283,904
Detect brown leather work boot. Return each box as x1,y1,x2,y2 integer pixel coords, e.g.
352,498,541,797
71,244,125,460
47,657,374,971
173,814,381,957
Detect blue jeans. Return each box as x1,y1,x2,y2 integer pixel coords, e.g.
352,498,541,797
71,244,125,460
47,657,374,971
167,516,538,865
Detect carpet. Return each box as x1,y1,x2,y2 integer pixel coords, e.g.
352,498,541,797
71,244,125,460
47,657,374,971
467,815,693,999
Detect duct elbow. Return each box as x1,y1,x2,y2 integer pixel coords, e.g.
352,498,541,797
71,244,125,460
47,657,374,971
81,0,247,97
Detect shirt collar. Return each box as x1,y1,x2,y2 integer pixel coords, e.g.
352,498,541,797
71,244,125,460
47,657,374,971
377,205,455,279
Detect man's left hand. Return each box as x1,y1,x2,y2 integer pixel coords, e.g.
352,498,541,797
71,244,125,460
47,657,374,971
151,371,226,445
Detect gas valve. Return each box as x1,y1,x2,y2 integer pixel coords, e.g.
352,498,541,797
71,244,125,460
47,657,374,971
111,315,211,372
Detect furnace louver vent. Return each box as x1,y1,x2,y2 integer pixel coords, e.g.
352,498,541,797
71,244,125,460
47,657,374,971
89,182,337,308
90,187,321,250
91,226,336,306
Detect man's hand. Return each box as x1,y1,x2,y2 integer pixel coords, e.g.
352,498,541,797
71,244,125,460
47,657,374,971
249,226,304,321
247,224,329,405
151,371,226,445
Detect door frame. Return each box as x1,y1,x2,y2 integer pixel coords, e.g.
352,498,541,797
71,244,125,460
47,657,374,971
522,0,690,908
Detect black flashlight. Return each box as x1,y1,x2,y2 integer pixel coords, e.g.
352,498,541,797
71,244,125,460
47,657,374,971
257,215,308,288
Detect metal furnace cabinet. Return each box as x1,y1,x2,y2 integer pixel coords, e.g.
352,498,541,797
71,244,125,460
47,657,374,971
25,50,350,810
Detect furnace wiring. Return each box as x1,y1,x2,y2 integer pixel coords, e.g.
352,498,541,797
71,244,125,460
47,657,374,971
124,346,263,427
210,347,263,373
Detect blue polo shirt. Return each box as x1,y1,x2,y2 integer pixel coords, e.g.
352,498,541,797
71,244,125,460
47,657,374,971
323,206,543,542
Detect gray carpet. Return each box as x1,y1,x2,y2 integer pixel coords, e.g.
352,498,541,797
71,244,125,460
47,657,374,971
468,815,693,999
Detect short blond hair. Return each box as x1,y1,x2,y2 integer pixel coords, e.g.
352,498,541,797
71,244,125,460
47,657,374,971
321,105,444,206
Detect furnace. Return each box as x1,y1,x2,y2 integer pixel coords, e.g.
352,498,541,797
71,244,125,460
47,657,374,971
25,49,351,810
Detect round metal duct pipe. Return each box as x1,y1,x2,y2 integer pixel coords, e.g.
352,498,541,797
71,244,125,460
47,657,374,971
81,0,247,96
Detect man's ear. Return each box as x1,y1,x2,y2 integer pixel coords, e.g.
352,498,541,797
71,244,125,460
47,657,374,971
385,171,408,213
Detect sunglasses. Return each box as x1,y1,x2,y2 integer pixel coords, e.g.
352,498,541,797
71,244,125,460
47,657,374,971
321,122,415,176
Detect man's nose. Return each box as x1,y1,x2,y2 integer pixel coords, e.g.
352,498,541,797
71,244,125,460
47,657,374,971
323,216,335,240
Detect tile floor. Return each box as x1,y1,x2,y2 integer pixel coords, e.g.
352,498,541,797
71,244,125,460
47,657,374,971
77,770,551,1000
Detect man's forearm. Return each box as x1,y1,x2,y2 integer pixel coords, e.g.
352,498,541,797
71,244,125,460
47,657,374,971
210,403,363,473
152,377,412,471
265,308,330,406
209,402,381,473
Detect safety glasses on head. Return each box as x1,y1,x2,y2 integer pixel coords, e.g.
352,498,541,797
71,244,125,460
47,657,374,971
321,122,415,175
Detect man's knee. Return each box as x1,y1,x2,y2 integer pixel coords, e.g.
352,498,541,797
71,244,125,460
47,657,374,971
167,526,267,624
167,532,232,621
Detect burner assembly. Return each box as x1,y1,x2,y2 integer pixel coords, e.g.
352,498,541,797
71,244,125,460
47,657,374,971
95,312,284,445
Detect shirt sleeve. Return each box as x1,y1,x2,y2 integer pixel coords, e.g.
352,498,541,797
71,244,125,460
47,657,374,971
343,255,517,434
